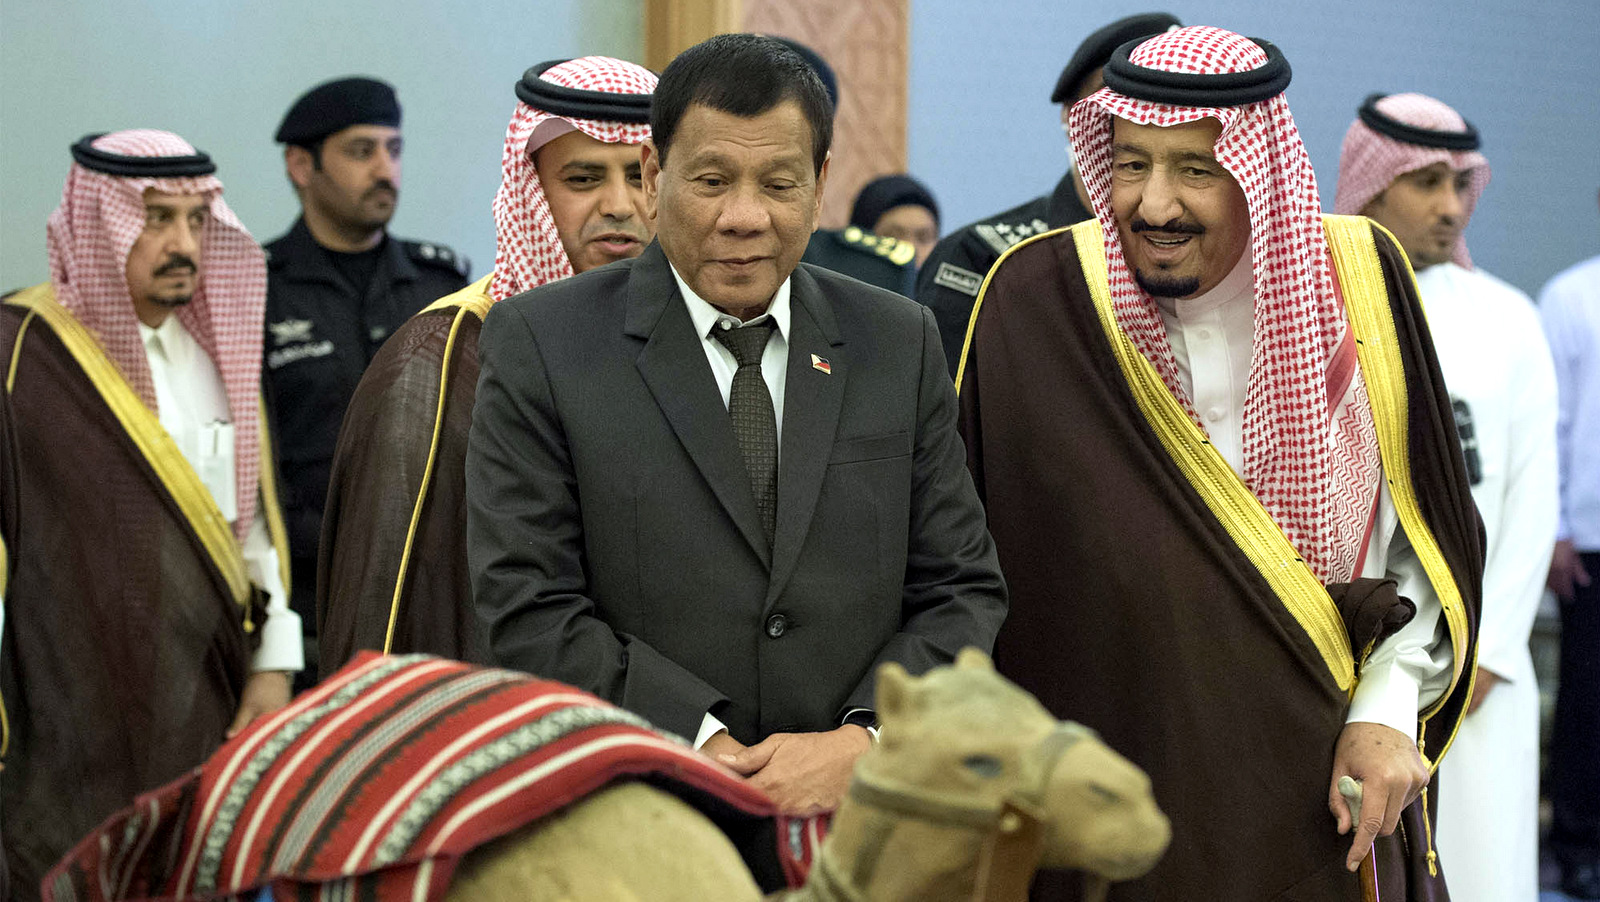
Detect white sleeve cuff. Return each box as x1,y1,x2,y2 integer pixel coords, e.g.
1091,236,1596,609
251,606,305,673
1346,656,1422,737
694,712,728,750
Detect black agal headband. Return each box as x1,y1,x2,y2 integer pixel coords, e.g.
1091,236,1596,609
1357,94,1480,150
515,60,653,124
71,134,216,177
1103,37,1291,107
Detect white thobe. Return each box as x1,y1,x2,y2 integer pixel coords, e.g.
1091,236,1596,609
140,315,303,673
1416,262,1557,902
1151,252,1454,739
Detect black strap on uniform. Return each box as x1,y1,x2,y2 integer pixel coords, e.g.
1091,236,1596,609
1102,37,1291,107
71,134,217,177
515,60,652,123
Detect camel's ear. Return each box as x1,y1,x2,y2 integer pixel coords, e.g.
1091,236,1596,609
955,647,995,671
875,662,914,722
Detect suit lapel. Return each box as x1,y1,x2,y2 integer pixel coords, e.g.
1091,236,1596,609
627,243,772,567
768,265,846,604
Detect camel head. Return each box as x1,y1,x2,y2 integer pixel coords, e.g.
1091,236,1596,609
863,648,1170,884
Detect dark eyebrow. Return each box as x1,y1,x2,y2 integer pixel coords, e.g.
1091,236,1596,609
1109,142,1148,156
1174,151,1221,166
558,161,610,176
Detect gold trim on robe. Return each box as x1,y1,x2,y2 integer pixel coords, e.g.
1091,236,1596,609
4,284,253,613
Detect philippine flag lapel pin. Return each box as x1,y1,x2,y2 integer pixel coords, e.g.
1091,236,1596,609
810,354,832,375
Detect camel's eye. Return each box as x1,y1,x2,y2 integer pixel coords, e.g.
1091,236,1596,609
1089,783,1121,804
962,754,1004,778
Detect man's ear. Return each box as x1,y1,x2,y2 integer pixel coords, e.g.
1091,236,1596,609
640,140,661,222
285,146,314,192
811,151,831,228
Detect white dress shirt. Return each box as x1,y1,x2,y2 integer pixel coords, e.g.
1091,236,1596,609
1539,254,1600,551
669,267,795,747
1153,252,1451,737
140,314,303,673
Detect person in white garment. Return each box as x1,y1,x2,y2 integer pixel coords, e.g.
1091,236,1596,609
1335,92,1559,902
0,130,302,899
1539,191,1600,901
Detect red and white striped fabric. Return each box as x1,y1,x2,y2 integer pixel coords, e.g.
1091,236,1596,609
1332,93,1489,269
1068,26,1381,584
489,57,657,301
43,653,824,902
46,129,267,542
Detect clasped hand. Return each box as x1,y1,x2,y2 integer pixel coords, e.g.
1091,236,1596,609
702,725,874,816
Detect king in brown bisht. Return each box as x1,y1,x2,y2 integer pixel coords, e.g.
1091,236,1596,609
958,26,1481,900
317,57,657,671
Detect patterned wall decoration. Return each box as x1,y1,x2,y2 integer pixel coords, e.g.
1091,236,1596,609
742,0,909,228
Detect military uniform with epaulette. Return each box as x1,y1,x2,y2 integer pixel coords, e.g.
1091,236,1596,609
801,225,917,296
262,217,468,635
915,173,1091,377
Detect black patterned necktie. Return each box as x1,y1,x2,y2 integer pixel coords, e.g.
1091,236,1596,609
713,320,778,547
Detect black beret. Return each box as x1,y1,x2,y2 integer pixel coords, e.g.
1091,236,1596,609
274,76,401,145
850,175,940,231
770,36,839,112
1050,12,1182,104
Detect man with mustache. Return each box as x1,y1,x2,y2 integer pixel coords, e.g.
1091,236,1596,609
958,27,1481,898
264,77,469,685
317,57,658,671
916,11,1180,377
1334,93,1558,902
0,130,302,899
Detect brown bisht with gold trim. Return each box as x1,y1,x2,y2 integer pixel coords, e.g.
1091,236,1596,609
0,285,285,898
317,278,493,669
957,218,1481,900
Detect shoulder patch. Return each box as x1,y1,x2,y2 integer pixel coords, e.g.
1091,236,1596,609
404,240,470,278
932,263,984,297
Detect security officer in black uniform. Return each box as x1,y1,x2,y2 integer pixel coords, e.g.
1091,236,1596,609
915,12,1180,376
264,76,469,683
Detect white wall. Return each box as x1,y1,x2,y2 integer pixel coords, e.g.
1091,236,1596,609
909,0,1600,296
0,0,643,289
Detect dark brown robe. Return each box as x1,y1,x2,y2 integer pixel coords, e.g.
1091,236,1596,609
958,218,1482,901
0,286,267,901
317,277,492,671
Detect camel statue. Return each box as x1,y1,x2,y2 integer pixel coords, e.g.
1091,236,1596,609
44,650,1167,902
445,649,1170,901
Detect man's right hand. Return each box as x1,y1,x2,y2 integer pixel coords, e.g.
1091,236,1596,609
1548,539,1593,601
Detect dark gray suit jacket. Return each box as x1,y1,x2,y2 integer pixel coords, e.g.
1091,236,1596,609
466,242,1006,743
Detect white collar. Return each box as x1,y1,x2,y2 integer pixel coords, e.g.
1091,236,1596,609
671,264,793,340
1151,247,1255,318
137,312,192,359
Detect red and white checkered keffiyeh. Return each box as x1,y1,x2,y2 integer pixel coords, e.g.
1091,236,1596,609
46,129,267,542
1332,93,1489,269
489,57,657,301
1069,26,1381,584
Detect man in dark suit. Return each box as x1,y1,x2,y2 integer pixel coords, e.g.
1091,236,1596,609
466,33,1007,815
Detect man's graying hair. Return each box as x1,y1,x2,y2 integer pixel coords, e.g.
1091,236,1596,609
650,33,834,175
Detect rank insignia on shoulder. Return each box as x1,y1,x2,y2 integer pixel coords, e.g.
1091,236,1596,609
268,318,315,347
405,240,469,277
932,263,984,298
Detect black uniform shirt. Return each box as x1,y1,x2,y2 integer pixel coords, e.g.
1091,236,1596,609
263,218,468,578
801,226,917,297
915,172,1092,377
